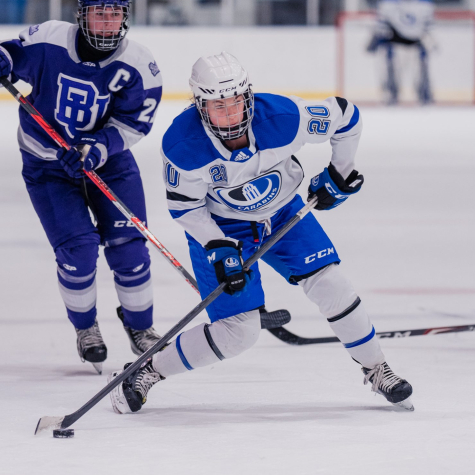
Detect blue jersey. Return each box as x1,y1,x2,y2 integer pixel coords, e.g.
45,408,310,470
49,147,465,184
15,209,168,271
1,21,163,167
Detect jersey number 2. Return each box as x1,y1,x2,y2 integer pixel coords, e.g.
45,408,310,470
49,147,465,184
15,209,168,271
138,99,158,123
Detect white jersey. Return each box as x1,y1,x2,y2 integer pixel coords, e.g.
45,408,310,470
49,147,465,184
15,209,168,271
161,93,362,247
377,0,434,41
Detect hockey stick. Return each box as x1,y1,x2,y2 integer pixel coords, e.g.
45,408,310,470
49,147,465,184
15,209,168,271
117,305,289,332
34,195,319,434
0,77,290,331
0,77,198,293
268,323,475,345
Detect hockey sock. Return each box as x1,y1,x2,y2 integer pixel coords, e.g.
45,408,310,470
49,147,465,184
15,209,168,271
300,264,385,368
152,310,260,377
57,267,98,329
106,239,154,330
114,265,153,331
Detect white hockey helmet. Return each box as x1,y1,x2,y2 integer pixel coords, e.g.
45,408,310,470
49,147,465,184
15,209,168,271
189,52,254,141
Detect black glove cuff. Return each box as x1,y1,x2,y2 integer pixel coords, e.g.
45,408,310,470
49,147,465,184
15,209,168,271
205,239,242,252
327,162,346,189
328,163,364,193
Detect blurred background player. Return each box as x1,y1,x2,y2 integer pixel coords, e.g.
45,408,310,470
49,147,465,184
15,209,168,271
0,0,163,373
109,52,414,415
367,0,435,104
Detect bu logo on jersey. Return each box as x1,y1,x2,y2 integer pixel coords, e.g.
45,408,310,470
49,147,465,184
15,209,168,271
55,74,110,139
215,171,282,212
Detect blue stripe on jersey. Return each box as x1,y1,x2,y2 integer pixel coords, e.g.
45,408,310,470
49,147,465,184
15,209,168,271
335,106,360,134
176,334,194,370
169,205,205,219
343,326,375,348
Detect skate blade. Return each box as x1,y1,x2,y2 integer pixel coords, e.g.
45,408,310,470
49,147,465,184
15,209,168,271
92,362,103,375
392,397,414,411
35,416,65,435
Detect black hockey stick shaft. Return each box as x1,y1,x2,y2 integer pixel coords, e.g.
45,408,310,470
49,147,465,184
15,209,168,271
0,77,200,293
36,196,318,431
268,323,475,346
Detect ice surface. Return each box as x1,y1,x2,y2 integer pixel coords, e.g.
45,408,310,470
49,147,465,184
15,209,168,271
0,100,474,475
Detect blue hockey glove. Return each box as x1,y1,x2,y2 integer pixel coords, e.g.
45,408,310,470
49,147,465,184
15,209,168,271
205,240,253,297
308,162,364,211
0,46,13,78
56,136,104,179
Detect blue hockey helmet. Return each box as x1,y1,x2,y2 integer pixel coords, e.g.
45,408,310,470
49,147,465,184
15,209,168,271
77,1,131,52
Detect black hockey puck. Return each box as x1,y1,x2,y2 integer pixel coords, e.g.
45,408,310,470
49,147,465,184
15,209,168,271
53,429,74,439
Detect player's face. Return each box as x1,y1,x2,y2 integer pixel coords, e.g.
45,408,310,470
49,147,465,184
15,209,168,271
86,6,124,37
205,95,245,129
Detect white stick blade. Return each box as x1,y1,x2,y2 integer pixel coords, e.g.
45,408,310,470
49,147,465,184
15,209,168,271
34,416,65,435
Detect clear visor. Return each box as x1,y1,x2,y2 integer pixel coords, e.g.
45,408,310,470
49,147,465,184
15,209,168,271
78,5,129,51
196,89,254,141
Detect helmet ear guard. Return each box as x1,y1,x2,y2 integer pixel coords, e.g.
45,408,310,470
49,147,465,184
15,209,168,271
77,0,131,52
189,52,255,141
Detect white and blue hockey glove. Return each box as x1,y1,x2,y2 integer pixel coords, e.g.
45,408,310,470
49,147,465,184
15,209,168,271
308,163,364,211
205,240,254,297
0,46,13,78
56,136,105,179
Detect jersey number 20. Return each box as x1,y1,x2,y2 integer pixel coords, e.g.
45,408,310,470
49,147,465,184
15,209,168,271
306,106,331,135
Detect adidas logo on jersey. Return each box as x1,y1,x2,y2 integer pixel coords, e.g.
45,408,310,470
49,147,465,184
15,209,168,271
82,62,96,67
233,151,251,162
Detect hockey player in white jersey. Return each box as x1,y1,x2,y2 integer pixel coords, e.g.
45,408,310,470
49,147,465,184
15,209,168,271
109,52,414,413
367,0,435,104
0,1,164,373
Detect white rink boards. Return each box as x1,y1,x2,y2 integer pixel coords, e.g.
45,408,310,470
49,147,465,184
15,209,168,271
0,100,474,475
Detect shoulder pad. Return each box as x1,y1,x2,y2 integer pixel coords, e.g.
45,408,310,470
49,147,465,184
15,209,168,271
19,21,72,49
103,38,162,90
252,93,300,150
163,106,221,171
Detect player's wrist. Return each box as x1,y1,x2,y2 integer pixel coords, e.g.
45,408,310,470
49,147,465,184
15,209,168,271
76,135,108,171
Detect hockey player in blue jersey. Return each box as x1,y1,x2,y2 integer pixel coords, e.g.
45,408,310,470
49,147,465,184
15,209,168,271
0,0,164,373
108,52,414,413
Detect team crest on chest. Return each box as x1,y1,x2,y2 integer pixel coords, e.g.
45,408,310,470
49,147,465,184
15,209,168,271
214,171,282,212
55,74,110,139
